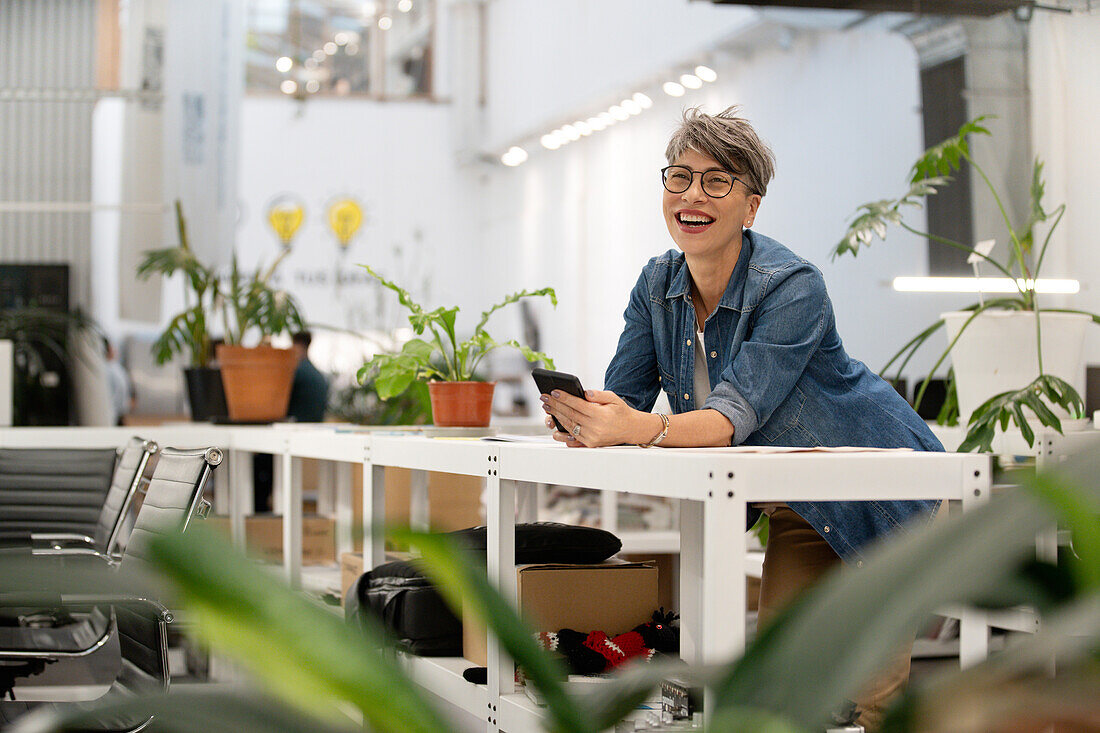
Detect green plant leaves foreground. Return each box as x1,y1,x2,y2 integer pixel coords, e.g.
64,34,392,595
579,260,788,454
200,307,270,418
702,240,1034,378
10,439,1100,733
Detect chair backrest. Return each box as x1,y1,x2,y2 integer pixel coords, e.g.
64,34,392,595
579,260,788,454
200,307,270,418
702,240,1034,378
115,446,222,688
0,448,118,537
94,438,159,557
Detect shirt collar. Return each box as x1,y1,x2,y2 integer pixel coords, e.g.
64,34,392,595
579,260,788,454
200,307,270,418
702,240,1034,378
664,230,755,307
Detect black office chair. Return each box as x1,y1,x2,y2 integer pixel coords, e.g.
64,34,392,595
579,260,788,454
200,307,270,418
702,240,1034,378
1,438,160,561
0,448,119,542
0,446,222,731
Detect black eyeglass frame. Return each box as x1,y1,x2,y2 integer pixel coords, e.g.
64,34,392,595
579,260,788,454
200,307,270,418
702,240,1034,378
660,165,755,198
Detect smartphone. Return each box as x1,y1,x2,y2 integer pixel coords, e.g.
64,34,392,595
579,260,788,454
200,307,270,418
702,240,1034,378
531,367,587,433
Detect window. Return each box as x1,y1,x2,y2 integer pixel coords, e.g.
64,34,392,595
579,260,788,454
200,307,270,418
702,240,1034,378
245,0,434,99
920,56,974,276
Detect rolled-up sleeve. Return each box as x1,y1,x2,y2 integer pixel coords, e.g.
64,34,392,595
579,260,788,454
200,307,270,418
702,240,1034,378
603,269,661,412
703,263,829,445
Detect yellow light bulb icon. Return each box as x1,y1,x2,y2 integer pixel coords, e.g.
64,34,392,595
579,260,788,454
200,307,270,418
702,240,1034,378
328,198,363,250
266,196,305,247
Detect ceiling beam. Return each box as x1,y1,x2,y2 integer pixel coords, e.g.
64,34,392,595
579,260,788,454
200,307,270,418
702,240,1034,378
708,1,1033,17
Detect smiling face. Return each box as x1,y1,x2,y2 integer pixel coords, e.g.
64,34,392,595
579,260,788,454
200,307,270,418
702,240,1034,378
662,148,762,260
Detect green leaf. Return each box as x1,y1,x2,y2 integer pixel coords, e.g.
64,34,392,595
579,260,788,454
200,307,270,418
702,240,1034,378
375,361,417,399
910,115,991,183
400,338,436,362
708,463,1082,731
21,689,362,733
831,177,949,260
389,528,590,733
145,526,451,733
959,374,1084,452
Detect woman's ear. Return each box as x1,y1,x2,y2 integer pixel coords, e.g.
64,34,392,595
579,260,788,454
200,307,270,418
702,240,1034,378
743,194,762,228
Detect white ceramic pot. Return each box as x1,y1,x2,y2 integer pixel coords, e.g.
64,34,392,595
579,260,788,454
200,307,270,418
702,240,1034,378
942,310,1090,424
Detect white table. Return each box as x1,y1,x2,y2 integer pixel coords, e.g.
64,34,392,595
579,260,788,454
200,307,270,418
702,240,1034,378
0,426,991,730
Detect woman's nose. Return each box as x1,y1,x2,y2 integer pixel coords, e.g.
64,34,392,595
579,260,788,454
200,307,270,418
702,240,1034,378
682,175,707,201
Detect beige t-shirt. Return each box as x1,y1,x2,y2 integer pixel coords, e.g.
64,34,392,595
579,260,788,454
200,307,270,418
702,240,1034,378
696,327,785,516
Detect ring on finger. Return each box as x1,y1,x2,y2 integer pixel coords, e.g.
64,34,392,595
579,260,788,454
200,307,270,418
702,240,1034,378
572,423,582,438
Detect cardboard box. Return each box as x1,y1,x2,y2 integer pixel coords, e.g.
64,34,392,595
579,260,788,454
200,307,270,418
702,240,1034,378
463,560,658,667
340,552,364,606
207,514,335,565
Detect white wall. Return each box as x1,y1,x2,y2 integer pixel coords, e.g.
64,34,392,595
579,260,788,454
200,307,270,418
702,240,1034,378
483,0,757,150
478,18,973,390
1030,9,1100,365
235,98,486,347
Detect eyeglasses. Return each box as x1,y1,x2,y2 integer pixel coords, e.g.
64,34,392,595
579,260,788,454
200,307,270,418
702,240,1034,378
660,165,752,199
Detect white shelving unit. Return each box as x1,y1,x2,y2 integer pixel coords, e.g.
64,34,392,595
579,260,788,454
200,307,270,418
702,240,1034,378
1,425,990,731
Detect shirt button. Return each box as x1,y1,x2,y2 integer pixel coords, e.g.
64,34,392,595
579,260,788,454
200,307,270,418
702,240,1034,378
658,375,662,382
710,350,717,358
683,393,690,400
823,525,830,533
686,339,691,346
857,560,864,568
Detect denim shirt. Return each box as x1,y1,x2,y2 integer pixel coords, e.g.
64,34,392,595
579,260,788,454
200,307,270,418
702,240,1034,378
604,230,943,562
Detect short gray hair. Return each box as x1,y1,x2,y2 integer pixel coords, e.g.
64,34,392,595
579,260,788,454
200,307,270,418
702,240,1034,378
665,106,776,196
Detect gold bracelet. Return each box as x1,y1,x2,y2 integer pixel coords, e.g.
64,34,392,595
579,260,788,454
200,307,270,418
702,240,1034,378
638,413,669,448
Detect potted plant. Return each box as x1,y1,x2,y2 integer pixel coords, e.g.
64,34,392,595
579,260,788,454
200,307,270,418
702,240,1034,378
357,266,556,427
137,201,228,421
215,249,306,423
833,117,1099,452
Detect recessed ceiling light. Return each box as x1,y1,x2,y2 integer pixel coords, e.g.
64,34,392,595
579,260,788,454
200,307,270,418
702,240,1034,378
378,15,393,30
305,79,320,93
663,82,685,97
680,74,702,89
598,112,616,126
324,42,338,55
541,134,561,150
562,125,581,141
280,79,298,95
632,92,653,109
609,105,629,121
275,56,293,73
398,0,413,11
695,65,717,82
574,121,592,136
587,116,607,131
621,99,641,115
501,146,528,166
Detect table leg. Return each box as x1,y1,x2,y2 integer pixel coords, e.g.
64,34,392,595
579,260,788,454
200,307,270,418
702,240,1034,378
362,462,386,569
486,454,514,729
516,481,538,523
959,465,992,667
679,499,703,668
228,449,252,553
281,450,301,588
410,469,430,531
335,462,353,558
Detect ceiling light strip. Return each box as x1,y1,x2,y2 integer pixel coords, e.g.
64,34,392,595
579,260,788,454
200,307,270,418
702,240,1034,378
892,277,1080,294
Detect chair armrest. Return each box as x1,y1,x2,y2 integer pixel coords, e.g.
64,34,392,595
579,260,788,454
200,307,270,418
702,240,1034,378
0,591,173,623
30,533,96,548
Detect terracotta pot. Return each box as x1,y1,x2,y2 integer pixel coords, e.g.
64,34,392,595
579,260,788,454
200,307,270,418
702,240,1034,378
216,344,298,422
427,381,496,427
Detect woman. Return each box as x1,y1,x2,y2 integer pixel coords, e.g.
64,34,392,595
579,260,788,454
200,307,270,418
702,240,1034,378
541,106,943,730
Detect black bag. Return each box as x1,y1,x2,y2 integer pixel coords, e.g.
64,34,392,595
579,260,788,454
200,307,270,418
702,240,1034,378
345,523,623,657
448,521,621,564
346,560,462,656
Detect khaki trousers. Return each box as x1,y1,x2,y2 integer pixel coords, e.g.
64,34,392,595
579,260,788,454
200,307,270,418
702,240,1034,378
757,507,912,732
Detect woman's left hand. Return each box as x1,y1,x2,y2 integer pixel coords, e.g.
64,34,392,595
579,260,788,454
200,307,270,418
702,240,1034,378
541,388,641,447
